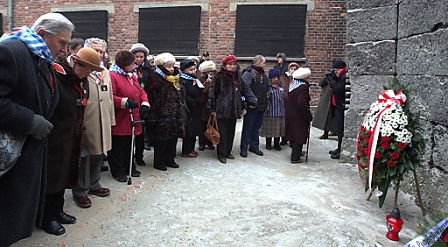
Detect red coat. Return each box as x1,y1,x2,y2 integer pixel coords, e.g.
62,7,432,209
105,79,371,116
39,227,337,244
110,72,149,136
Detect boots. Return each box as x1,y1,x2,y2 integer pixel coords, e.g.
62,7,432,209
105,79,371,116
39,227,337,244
273,137,281,151
330,136,342,159
266,138,272,150
319,131,329,139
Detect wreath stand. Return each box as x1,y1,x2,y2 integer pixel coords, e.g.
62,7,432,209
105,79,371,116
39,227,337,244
366,170,426,215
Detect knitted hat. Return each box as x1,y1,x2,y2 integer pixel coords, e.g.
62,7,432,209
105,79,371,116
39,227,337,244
277,52,287,61
332,58,346,69
155,52,176,66
130,43,149,56
268,68,280,79
198,60,216,73
180,59,196,71
222,55,237,66
288,62,299,70
187,56,200,63
74,47,103,71
293,67,311,79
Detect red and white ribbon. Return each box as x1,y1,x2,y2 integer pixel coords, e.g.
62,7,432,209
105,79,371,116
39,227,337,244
367,90,406,196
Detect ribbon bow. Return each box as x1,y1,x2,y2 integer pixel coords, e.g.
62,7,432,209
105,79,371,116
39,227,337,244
378,90,407,105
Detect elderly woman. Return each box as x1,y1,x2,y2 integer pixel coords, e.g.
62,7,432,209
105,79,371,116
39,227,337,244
44,47,103,235
198,60,217,151
180,59,203,158
285,67,313,164
146,52,186,171
108,50,150,182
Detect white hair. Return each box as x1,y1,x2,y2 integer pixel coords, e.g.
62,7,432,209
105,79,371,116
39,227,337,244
31,13,75,35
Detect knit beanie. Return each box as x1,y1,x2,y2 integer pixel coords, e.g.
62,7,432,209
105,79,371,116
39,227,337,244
268,68,280,79
222,55,237,66
332,58,346,69
277,52,287,62
130,43,149,56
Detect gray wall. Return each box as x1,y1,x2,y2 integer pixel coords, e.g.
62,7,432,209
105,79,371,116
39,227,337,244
344,0,448,215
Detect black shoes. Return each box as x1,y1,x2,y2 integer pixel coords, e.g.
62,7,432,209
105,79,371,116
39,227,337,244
42,220,66,236
329,149,340,155
207,144,215,150
131,169,141,177
240,151,247,158
331,152,340,159
166,162,179,168
249,148,264,156
154,166,167,171
274,145,281,151
101,165,109,172
144,142,151,150
113,175,128,182
57,212,77,224
266,144,272,150
199,145,206,151
135,157,146,166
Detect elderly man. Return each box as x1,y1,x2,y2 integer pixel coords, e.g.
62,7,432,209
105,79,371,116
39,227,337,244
0,13,74,245
240,55,269,158
72,38,115,209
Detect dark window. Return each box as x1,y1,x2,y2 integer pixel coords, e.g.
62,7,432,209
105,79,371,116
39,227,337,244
58,11,108,41
138,6,201,56
0,13,3,37
235,4,307,58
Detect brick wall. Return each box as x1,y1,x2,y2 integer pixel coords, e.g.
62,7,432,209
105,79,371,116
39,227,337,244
1,0,346,105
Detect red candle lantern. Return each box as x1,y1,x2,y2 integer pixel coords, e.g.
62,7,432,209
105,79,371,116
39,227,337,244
386,208,404,241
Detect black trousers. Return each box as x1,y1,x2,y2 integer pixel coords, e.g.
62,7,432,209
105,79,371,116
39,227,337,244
152,137,178,169
291,142,304,161
134,133,144,160
182,136,196,154
216,118,237,159
108,135,136,178
43,190,65,224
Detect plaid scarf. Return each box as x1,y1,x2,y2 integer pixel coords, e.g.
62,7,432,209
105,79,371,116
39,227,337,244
0,26,54,64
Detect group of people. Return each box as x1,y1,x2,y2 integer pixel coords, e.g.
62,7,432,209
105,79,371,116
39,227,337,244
0,12,349,246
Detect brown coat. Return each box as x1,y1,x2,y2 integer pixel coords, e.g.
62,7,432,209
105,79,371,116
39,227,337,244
285,82,313,144
82,70,116,155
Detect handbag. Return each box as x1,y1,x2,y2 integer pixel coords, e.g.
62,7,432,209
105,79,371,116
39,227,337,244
204,114,220,145
0,131,27,177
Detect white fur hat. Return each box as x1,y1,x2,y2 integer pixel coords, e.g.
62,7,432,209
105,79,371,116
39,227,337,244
155,52,176,66
198,60,216,73
293,67,311,80
130,43,149,56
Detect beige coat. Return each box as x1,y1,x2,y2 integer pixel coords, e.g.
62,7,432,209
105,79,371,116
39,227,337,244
82,69,116,155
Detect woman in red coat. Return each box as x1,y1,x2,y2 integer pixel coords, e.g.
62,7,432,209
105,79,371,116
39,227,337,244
285,68,313,163
108,51,150,182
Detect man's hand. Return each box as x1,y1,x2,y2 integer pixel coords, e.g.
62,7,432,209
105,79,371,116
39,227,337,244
29,115,53,140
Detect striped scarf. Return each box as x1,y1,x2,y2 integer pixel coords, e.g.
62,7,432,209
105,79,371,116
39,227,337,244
289,79,306,92
155,67,181,90
0,26,54,64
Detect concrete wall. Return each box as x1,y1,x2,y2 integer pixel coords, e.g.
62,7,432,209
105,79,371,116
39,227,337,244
344,0,448,214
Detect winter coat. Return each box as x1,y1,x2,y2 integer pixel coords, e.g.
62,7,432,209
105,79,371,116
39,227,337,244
46,56,87,194
134,59,154,89
199,74,212,122
146,71,185,140
83,69,116,155
285,81,313,145
274,62,289,77
241,64,269,112
312,77,335,132
110,72,149,136
329,69,348,135
181,76,204,137
208,69,245,119
0,40,58,246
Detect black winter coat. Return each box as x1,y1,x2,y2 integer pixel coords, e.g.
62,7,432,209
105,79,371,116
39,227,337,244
146,70,185,140
135,59,153,89
181,76,204,137
0,40,58,246
241,65,269,112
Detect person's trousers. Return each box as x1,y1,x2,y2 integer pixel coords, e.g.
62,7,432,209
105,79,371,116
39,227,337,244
72,154,104,198
108,135,136,178
217,118,236,159
240,110,264,152
182,136,197,154
43,190,65,224
152,137,178,168
291,142,304,161
134,133,144,160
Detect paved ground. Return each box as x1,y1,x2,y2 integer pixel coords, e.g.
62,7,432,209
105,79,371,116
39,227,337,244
14,121,424,247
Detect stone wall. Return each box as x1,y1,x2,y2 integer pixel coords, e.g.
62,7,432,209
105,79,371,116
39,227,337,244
344,0,448,215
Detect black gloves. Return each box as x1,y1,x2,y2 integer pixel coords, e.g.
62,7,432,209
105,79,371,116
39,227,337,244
126,100,138,109
325,70,336,80
29,115,53,140
140,105,149,119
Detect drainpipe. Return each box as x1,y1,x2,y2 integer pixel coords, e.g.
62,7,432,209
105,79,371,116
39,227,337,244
8,0,13,31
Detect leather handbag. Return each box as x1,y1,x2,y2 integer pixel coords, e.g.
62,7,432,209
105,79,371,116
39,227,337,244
204,114,220,145
0,131,26,177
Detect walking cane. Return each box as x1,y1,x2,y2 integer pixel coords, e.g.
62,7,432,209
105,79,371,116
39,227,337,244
305,125,310,162
128,109,145,185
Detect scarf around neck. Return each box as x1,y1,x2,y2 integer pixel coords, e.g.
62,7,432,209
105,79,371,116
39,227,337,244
156,67,181,90
289,79,306,92
181,72,204,88
0,26,54,64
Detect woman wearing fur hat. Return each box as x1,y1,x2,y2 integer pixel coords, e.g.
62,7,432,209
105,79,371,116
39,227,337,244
108,51,150,181
180,59,203,158
285,67,313,163
130,43,153,159
280,62,299,146
198,60,217,151
260,68,285,151
146,52,186,171
44,47,104,235
207,55,246,164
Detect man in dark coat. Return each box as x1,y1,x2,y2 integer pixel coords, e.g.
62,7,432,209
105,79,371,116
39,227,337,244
328,58,348,159
0,13,73,246
312,76,335,139
240,55,269,158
